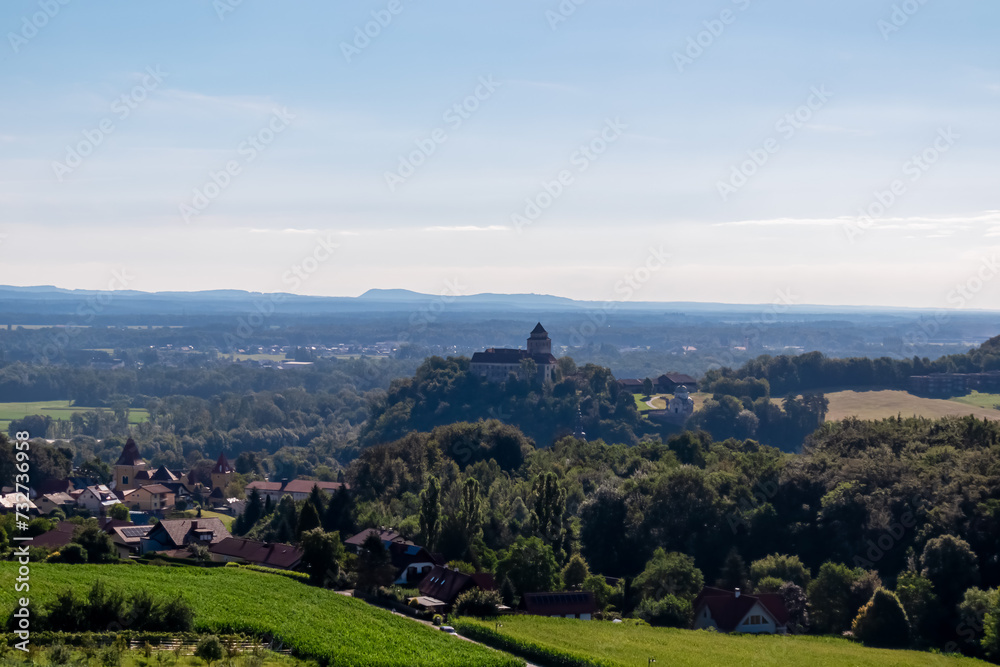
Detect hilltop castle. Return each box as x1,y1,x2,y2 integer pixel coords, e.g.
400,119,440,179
470,323,558,383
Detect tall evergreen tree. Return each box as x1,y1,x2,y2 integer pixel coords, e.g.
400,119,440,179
419,476,442,550
323,485,356,535
307,483,327,517
458,478,483,560
296,500,322,540
531,472,567,560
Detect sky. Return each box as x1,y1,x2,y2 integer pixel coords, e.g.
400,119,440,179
0,0,998,308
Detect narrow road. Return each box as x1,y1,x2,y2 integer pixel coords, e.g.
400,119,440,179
386,609,542,667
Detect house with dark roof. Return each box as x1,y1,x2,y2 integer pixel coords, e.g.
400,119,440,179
656,372,699,393
692,587,789,634
209,537,303,570
522,591,598,620
111,524,153,558
139,518,231,555
413,565,495,612
344,528,442,584
616,378,646,393
470,323,558,383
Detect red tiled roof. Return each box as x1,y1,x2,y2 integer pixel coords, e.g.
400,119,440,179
32,521,77,549
209,537,303,569
245,481,283,492
418,565,492,605
694,587,788,631
281,479,347,495
345,528,413,548
522,591,597,617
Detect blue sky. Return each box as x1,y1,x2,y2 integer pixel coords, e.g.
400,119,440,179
1,0,998,307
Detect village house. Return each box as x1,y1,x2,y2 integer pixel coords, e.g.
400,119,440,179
470,323,558,383
127,483,176,514
139,518,231,555
521,591,598,620
0,493,37,514
110,524,153,558
76,485,122,515
692,587,789,634
412,565,496,613
656,372,699,393
245,478,349,504
208,537,303,570
34,492,75,515
344,527,442,585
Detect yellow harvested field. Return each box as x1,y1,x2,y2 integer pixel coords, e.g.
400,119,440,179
824,390,1000,421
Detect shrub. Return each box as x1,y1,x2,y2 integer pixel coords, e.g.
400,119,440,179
632,595,692,628
754,576,784,594
195,636,224,665
432,614,444,626
852,589,910,648
453,589,503,618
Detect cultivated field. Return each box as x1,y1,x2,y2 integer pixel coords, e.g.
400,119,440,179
455,616,990,667
951,390,1000,411
0,564,521,667
822,390,1000,421
0,400,149,433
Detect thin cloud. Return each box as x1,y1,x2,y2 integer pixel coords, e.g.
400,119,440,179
422,225,508,232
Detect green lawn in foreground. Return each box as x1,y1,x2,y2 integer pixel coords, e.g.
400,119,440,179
4,647,310,667
950,391,1000,411
456,616,989,667
0,400,149,432
0,564,521,667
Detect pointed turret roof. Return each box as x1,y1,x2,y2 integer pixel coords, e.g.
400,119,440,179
116,438,145,466
531,322,547,335
149,465,178,482
212,452,234,474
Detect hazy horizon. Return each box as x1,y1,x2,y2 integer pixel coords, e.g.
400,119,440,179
1,1,998,308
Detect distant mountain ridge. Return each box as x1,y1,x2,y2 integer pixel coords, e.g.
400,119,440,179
0,285,994,318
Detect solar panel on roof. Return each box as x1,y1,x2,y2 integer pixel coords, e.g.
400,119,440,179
121,527,149,538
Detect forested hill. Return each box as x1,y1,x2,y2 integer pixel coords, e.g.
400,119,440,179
360,356,668,449
703,334,1000,396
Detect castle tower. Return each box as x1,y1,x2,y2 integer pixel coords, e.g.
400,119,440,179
527,322,551,356
113,438,146,491
210,452,235,492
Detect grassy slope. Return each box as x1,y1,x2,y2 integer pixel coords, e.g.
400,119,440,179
822,390,1000,421
457,616,989,667
0,564,520,667
950,391,1000,410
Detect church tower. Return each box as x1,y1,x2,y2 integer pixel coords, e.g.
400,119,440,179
210,452,235,492
527,322,551,356
113,438,146,491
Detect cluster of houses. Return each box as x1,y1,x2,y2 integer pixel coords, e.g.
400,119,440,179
1,439,237,520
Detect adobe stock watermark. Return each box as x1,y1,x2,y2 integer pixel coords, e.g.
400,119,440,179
898,255,998,353
716,85,832,202
7,0,71,54
568,245,669,347
224,231,337,349
545,0,587,31
179,107,294,224
705,288,798,371
31,268,135,365
673,0,752,73
340,0,412,63
52,66,167,182
511,117,627,233
384,76,502,192
214,0,246,21
878,0,932,40
842,126,958,243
